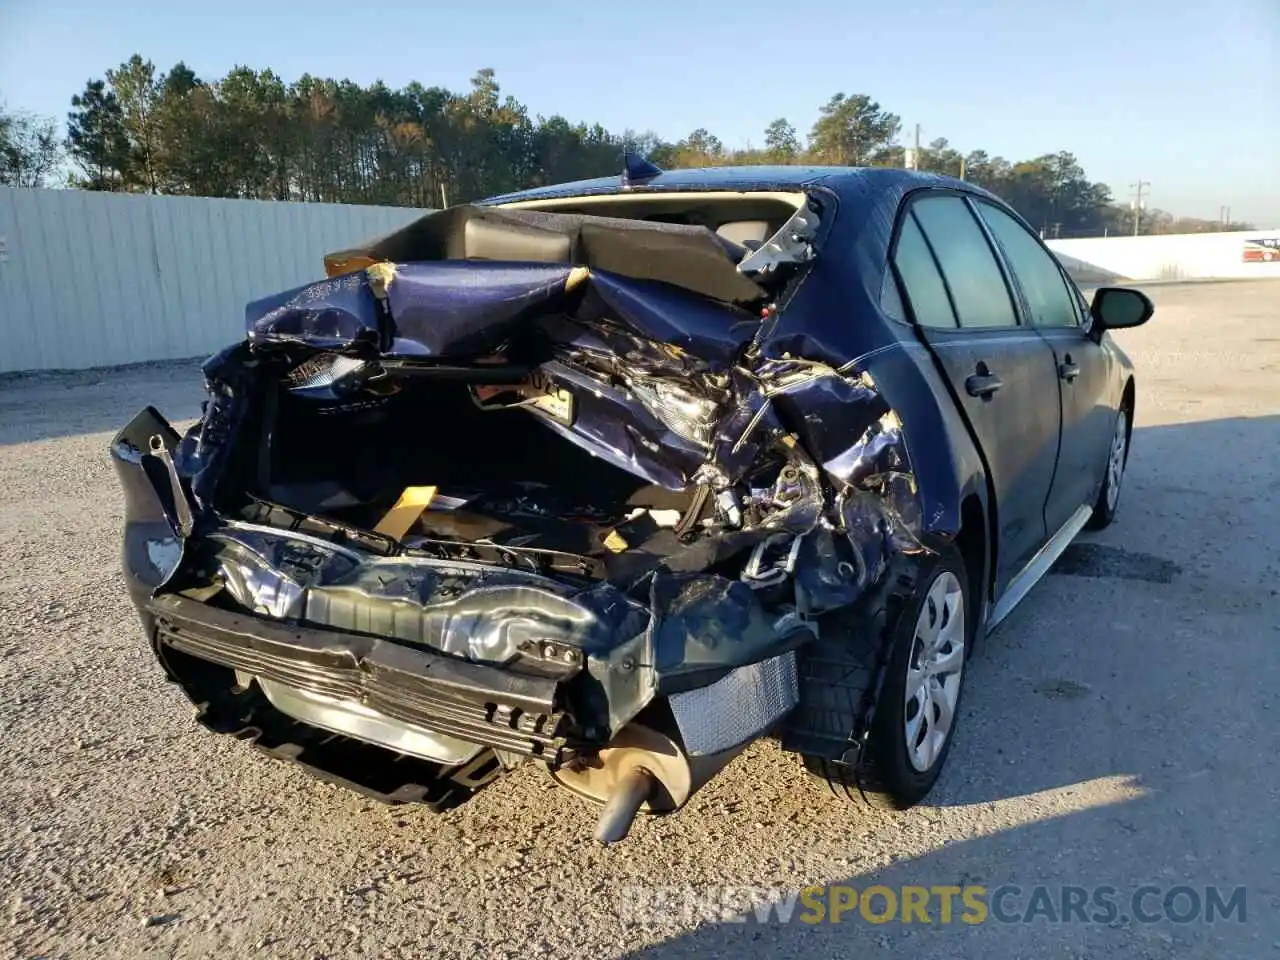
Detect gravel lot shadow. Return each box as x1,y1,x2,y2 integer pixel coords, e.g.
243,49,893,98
617,783,1274,959
0,359,205,446
618,414,1280,958
918,414,1280,808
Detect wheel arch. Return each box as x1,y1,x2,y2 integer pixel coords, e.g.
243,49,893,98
1120,376,1136,465
953,492,990,639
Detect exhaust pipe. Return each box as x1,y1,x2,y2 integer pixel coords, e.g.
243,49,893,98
594,767,659,845
550,723,747,844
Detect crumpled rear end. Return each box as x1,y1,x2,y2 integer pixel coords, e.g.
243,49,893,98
113,198,928,840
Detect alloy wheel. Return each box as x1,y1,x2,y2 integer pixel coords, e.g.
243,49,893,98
1106,410,1128,513
903,571,965,772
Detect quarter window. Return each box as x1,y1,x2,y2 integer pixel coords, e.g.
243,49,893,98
911,196,1019,329
976,201,1081,327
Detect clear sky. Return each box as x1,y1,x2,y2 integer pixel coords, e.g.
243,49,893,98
2,0,1276,223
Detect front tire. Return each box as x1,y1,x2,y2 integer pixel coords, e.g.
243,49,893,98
804,544,970,809
1087,404,1130,530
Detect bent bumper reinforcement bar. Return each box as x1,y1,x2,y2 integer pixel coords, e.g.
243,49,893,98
149,594,574,762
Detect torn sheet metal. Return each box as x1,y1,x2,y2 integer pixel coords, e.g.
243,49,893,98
244,262,758,493
246,261,758,365
298,331,913,591
248,262,580,355
578,271,760,368
142,196,932,753
737,201,820,277
515,361,708,491
240,275,924,595
245,271,382,350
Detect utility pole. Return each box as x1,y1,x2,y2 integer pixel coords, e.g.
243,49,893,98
904,123,921,170
959,155,966,181
1129,180,1150,236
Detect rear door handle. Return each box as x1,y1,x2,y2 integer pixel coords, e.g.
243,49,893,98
1059,359,1081,382
965,373,1003,399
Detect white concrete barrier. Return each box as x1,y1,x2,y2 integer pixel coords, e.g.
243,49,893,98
1048,230,1280,283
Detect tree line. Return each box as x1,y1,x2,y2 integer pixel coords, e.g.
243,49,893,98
0,57,1255,237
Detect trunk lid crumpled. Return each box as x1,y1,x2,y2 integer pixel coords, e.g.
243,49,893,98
156,201,925,746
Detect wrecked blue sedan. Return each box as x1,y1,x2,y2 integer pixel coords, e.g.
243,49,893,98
112,162,1152,842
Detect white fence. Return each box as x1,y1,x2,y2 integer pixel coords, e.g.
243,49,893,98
3,187,1276,373
0,187,429,373
1048,229,1280,284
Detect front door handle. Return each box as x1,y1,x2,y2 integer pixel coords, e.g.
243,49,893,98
965,373,1003,399
1059,356,1081,382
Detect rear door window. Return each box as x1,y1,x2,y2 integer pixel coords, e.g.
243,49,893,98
911,195,1019,329
975,201,1082,327
892,212,958,328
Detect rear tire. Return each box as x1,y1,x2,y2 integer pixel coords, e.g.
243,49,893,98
804,544,970,809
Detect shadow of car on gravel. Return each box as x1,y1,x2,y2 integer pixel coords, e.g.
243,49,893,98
916,538,1184,811
920,415,1279,806
616,775,1271,959
611,415,1277,959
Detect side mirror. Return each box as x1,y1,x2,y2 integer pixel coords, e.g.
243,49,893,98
1091,287,1154,331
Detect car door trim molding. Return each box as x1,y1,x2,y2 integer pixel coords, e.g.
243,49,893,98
987,502,1092,631
924,333,1054,350
1034,329,1094,342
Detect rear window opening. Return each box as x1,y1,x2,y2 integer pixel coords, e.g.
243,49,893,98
495,190,810,252
324,191,817,283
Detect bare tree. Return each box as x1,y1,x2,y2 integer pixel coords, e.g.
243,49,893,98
0,106,62,187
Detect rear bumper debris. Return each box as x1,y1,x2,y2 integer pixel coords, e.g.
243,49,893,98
114,405,821,758
149,593,572,760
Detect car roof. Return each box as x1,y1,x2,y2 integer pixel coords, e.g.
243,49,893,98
479,166,1013,357
481,165,981,204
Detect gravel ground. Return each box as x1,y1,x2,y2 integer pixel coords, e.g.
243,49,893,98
1,281,1277,959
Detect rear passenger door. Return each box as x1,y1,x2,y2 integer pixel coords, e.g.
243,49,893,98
892,193,1062,592
971,200,1114,536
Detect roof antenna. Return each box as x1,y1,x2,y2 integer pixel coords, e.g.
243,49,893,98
622,152,663,186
